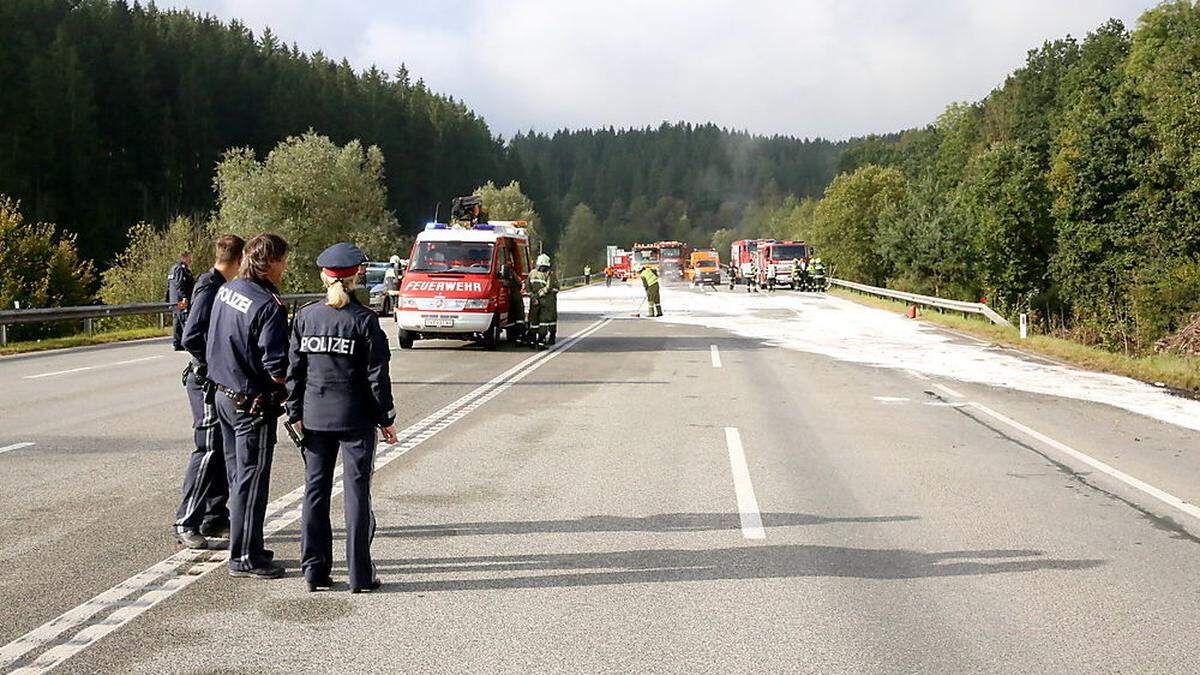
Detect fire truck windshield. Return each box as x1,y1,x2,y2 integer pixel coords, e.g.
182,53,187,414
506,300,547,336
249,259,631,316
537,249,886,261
695,260,717,269
660,246,682,258
409,241,494,274
770,245,808,260
633,249,659,264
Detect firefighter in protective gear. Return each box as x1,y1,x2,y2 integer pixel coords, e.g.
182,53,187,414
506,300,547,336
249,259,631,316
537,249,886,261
790,258,805,291
639,265,662,317
524,253,560,349
747,262,759,293
809,257,827,291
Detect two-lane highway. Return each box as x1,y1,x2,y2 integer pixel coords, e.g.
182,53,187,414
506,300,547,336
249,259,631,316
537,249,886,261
4,284,1200,673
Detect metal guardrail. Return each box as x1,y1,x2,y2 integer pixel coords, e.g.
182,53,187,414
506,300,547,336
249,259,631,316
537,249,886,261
0,294,324,346
830,278,1013,328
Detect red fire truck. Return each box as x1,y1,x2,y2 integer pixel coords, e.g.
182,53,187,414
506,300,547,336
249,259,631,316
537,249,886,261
609,249,633,280
730,239,775,285
754,240,811,290
655,241,690,281
394,221,531,349
631,243,660,275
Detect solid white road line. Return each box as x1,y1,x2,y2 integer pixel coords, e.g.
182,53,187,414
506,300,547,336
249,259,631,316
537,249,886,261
0,318,612,674
22,355,165,380
710,344,722,368
932,383,966,399
0,442,35,456
969,401,1200,522
723,427,765,540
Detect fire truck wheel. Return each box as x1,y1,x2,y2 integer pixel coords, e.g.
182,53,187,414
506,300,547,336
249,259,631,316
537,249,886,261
481,314,501,350
397,328,414,350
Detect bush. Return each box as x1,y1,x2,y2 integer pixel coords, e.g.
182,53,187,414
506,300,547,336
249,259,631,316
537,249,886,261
99,217,214,329
0,196,94,339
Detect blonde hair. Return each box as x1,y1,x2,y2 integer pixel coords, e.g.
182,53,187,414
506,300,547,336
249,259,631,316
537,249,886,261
322,272,356,309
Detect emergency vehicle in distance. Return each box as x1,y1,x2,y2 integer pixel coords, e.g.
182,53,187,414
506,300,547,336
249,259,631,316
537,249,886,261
686,249,722,286
394,221,531,349
607,248,633,280
631,243,660,275
730,239,773,285
655,241,690,281
754,240,811,289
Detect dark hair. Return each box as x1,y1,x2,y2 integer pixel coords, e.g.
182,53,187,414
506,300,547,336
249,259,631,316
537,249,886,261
238,232,290,280
180,251,191,258
214,234,245,265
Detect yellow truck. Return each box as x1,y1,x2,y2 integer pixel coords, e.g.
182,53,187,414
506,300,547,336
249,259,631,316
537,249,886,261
686,250,722,287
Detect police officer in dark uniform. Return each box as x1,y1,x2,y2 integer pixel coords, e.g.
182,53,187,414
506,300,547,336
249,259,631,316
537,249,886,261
168,251,196,351
287,243,398,593
206,232,291,579
174,234,244,549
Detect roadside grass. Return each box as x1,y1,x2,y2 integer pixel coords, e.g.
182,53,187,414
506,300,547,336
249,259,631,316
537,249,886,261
0,327,170,356
829,287,1200,394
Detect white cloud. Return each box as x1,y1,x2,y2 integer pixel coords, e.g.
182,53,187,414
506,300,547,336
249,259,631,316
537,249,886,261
157,0,1154,139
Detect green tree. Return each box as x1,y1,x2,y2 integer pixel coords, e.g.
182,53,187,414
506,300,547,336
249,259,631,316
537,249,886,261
100,216,213,307
876,175,977,299
0,196,94,338
474,180,542,248
555,203,604,276
957,143,1054,313
811,165,907,285
212,131,400,291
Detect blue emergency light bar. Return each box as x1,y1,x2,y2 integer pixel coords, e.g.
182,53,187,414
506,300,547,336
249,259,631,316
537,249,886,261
473,223,495,230
424,222,448,230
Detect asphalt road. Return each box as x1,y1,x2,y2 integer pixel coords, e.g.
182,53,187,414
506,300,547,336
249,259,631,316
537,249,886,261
3,284,1200,673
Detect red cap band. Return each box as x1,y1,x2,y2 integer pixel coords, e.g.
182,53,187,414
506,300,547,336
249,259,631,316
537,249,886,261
322,266,359,278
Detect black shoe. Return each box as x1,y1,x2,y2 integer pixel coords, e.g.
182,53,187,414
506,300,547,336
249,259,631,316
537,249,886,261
229,561,286,579
307,576,335,592
199,521,230,538
174,528,208,550
350,579,382,594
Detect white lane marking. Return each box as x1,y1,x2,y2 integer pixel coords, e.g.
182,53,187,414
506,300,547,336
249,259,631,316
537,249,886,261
22,355,164,380
924,401,967,408
905,369,930,381
23,367,93,380
968,401,1200,522
932,383,965,399
0,318,611,673
723,427,765,540
0,442,35,456
873,396,909,404
112,356,164,366
710,344,722,368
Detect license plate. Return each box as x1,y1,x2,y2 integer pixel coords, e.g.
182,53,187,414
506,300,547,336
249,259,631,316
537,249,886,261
422,315,455,328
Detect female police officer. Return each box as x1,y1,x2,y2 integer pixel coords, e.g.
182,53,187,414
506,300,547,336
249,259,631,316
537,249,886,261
286,243,398,593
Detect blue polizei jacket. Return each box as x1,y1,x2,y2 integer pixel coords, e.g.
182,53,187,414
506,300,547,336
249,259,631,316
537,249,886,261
181,268,226,367
285,296,395,433
205,277,289,397
167,261,195,310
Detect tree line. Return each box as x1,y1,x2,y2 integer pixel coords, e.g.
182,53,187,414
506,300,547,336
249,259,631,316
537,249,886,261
782,3,1199,352
3,0,1198,354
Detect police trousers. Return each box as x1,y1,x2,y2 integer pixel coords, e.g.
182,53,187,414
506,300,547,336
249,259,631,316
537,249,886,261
174,371,228,530
172,309,188,350
215,395,277,571
301,429,377,588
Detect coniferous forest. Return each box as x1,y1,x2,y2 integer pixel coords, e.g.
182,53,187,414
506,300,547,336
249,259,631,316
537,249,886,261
2,0,1200,355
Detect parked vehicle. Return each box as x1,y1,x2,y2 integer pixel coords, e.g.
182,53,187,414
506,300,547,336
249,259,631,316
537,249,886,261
394,221,531,349
687,250,722,286
656,241,690,281
363,261,395,315
632,243,660,275
754,241,810,290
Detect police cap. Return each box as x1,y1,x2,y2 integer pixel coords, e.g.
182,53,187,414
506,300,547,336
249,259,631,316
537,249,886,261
317,242,367,278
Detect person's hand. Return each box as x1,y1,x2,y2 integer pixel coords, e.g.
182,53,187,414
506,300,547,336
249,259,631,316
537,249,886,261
379,425,398,444
177,299,188,310
295,420,303,432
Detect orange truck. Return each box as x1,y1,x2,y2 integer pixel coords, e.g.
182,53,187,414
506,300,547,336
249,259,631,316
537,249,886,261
686,250,722,286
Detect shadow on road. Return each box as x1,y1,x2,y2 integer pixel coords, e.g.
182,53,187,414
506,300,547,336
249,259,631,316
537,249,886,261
271,512,918,543
334,545,1102,592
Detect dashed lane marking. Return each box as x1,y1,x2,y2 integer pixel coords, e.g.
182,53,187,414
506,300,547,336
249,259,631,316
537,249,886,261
0,442,35,456
932,383,966,399
723,427,765,540
710,344,722,368
0,318,611,674
22,355,164,380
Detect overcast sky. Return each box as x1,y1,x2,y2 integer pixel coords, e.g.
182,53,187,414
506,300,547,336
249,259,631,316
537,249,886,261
153,0,1154,140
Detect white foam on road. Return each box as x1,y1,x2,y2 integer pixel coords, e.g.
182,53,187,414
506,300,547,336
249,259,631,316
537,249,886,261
562,283,1200,432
